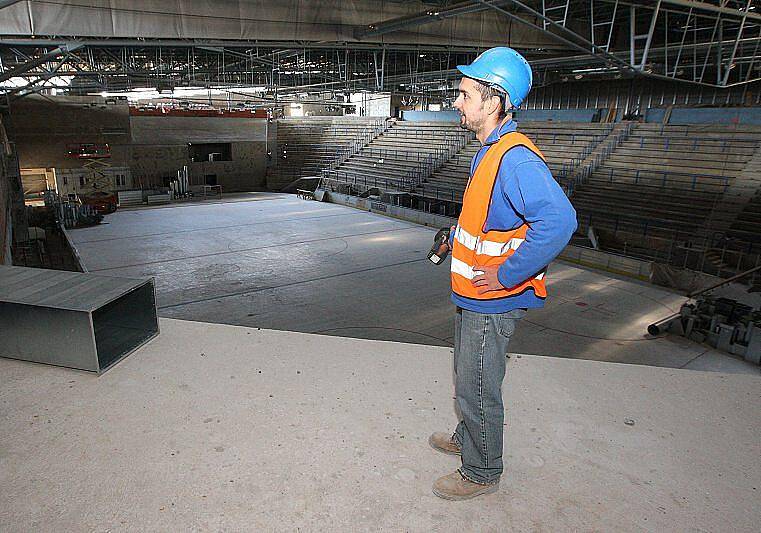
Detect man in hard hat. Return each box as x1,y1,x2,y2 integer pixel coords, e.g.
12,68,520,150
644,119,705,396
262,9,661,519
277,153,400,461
429,47,577,500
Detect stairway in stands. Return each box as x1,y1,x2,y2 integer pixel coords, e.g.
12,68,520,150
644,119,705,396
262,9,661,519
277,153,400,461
706,143,761,243
266,117,385,191
321,121,469,194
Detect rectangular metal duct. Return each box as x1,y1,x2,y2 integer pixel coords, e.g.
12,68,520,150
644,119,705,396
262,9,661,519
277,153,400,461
0,265,159,373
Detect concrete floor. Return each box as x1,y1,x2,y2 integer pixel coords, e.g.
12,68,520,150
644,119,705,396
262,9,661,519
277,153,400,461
1,319,759,532
67,193,759,373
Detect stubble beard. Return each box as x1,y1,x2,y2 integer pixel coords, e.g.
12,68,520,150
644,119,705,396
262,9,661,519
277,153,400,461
459,112,481,133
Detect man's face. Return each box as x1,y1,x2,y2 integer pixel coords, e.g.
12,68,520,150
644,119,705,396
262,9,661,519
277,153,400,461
453,77,488,133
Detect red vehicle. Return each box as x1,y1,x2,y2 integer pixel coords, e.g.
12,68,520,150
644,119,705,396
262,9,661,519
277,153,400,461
80,191,118,214
66,143,111,159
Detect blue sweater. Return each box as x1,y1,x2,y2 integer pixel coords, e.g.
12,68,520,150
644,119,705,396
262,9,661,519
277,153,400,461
451,119,577,313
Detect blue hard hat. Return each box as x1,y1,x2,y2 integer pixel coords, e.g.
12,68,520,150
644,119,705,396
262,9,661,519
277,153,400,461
457,47,533,108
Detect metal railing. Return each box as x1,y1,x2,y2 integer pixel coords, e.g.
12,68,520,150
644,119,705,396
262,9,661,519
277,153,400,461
328,148,437,185
650,123,761,142
578,211,761,283
630,135,759,153
594,168,732,192
320,169,418,192
566,122,633,195
356,146,446,163
380,127,472,153
323,120,390,171
413,184,463,203
529,131,609,147
556,132,609,181
270,120,388,183
323,123,473,192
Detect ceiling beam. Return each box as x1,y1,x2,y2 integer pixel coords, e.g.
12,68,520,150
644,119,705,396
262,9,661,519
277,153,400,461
659,0,761,22
0,38,485,54
0,43,81,83
597,0,761,21
477,0,760,88
7,53,72,98
474,0,634,70
356,0,510,39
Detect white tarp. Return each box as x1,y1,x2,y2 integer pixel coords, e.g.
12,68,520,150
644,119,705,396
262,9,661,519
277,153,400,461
1,1,555,49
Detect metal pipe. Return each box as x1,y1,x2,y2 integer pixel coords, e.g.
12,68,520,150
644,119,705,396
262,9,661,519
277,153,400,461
687,264,761,298
648,313,681,336
648,264,761,336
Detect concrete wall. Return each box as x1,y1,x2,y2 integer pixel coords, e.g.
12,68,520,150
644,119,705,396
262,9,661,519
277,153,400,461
130,142,267,192
514,109,602,122
645,106,761,125
8,95,131,170
130,116,266,144
325,191,456,229
130,145,189,189
129,116,269,191
402,110,460,123
402,109,602,123
645,108,668,123
9,96,134,195
190,141,267,191
668,107,761,125
7,96,270,193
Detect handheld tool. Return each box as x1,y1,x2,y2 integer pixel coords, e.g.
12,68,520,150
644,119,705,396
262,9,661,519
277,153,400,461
427,227,452,265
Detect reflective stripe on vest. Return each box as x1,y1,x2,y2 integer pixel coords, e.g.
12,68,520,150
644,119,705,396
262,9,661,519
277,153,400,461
451,256,546,281
450,131,548,301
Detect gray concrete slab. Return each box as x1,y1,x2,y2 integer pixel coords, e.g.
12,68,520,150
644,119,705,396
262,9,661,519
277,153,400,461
1,319,759,531
69,195,760,373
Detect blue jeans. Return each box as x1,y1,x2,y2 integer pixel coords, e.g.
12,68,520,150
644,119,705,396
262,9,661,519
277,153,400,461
453,307,526,484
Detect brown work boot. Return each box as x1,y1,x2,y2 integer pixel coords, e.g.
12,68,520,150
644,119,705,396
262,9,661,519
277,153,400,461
432,470,499,500
428,432,461,455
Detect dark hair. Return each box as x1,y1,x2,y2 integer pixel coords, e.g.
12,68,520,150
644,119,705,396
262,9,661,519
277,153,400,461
476,82,508,119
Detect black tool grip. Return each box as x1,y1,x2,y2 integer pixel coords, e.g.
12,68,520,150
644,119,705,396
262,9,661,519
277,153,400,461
427,227,452,265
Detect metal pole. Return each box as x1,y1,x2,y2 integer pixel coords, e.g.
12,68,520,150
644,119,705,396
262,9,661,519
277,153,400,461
721,0,752,86
639,1,662,71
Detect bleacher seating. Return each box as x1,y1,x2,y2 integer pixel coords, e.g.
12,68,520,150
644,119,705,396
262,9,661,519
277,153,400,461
322,121,470,193
729,190,761,244
266,117,384,190
571,123,761,258
414,122,612,205
280,114,761,278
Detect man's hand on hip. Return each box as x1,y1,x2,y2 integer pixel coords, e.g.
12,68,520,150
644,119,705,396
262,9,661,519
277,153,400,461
471,264,505,294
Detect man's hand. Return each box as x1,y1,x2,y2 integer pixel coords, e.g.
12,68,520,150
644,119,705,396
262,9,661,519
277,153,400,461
471,264,505,294
438,225,457,255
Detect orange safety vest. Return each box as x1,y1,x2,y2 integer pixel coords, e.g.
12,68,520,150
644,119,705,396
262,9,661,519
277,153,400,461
451,131,548,301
